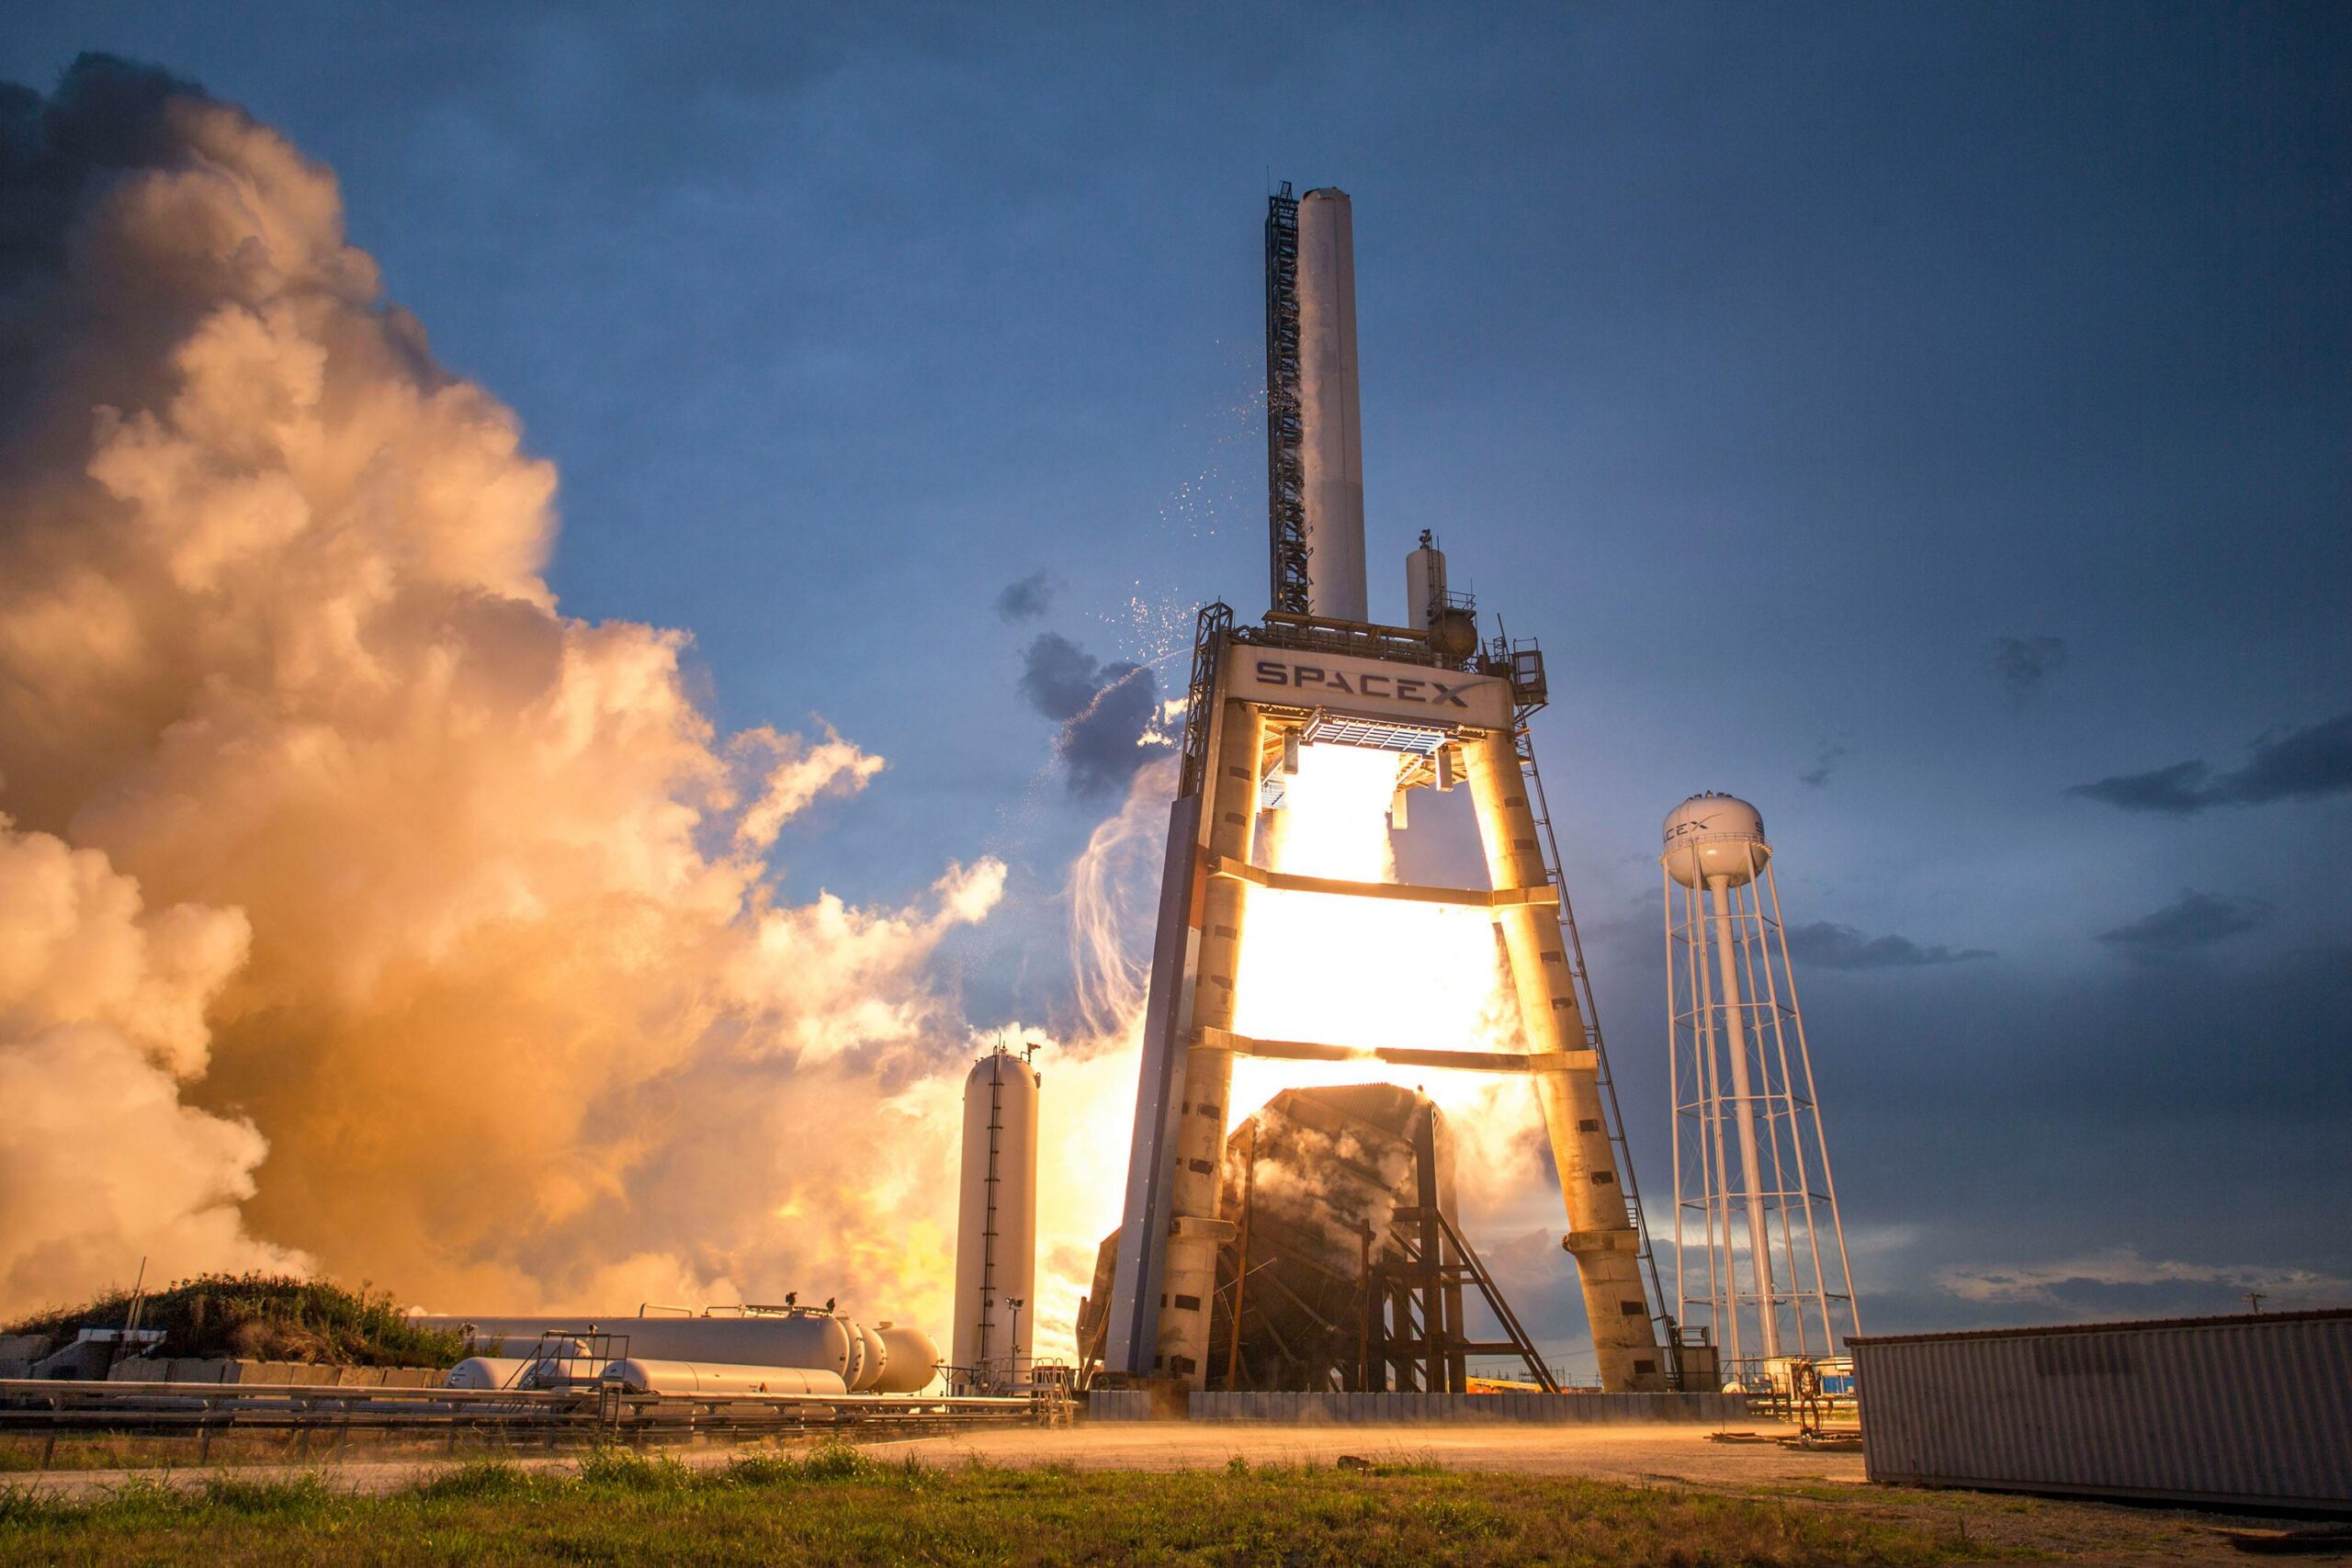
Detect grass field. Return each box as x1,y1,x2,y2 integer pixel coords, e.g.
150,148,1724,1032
0,1443,1974,1566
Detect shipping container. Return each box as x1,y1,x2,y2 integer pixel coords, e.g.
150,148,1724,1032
1851,1309,2352,1512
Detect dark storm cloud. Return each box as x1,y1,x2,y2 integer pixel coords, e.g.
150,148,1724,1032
1783,921,1993,970
2095,890,2272,964
0,54,205,290
1017,632,1168,798
994,570,1053,622
1798,743,1847,790
1016,632,1102,721
2068,710,2352,815
1988,636,2068,705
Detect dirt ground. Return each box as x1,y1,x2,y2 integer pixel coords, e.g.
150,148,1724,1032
886,1417,1868,1483
6,1419,2307,1563
874,1423,2293,1563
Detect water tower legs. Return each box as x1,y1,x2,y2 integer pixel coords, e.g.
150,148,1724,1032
1707,875,1781,1359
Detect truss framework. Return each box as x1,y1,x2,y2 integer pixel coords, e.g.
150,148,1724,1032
1106,607,1673,1392
1667,848,1862,1378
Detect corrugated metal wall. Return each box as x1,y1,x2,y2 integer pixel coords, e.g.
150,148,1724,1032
1853,1310,2352,1510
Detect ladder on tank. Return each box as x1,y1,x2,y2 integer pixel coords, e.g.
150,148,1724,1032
975,1044,1006,1389
1512,723,1674,1361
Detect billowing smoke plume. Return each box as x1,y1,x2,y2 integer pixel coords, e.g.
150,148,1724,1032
1016,631,1173,798
0,56,1016,1323
0,822,305,1303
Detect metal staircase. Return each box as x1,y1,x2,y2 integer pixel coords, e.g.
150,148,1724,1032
1512,722,1673,1352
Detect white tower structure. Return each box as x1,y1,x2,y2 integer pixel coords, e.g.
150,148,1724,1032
1265,184,1368,624
1294,187,1367,622
1661,794,1860,1385
953,1042,1039,1392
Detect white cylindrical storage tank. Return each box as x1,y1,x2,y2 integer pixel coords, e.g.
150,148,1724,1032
601,1359,849,1397
1297,186,1368,622
1405,533,1446,632
528,1356,588,1387
952,1047,1039,1388
1661,792,1771,888
417,1314,857,1380
871,1323,942,1395
443,1357,533,1390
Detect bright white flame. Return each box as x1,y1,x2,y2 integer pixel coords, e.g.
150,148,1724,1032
1228,743,1545,1215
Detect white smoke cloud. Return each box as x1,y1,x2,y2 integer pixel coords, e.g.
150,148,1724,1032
0,818,307,1306
1064,757,1174,1040
0,58,1012,1327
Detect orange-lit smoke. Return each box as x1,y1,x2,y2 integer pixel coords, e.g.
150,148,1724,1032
0,62,1004,1328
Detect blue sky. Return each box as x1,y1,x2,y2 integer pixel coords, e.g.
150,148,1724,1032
7,2,2346,1337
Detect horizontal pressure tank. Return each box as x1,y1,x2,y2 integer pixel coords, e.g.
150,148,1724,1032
443,1357,534,1390
845,1318,885,1391
601,1359,849,1397
953,1048,1039,1387
1662,792,1771,889
419,1314,856,1379
870,1323,942,1394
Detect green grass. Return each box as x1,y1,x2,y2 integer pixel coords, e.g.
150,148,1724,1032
0,1443,1972,1566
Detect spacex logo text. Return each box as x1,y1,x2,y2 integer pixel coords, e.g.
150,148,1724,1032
1252,660,1474,708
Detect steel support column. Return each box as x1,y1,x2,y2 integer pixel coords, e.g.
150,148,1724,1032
1152,699,1264,1384
1463,728,1665,1392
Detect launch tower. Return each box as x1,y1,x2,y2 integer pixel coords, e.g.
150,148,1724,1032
1102,185,1672,1393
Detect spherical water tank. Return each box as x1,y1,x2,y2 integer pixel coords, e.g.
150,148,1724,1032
600,1359,848,1397
1662,793,1771,888
952,1048,1039,1384
871,1323,941,1395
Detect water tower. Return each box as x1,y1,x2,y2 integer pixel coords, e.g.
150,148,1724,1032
1661,793,1860,1385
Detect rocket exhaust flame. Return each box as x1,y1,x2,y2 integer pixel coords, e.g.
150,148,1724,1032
1229,744,1549,1213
